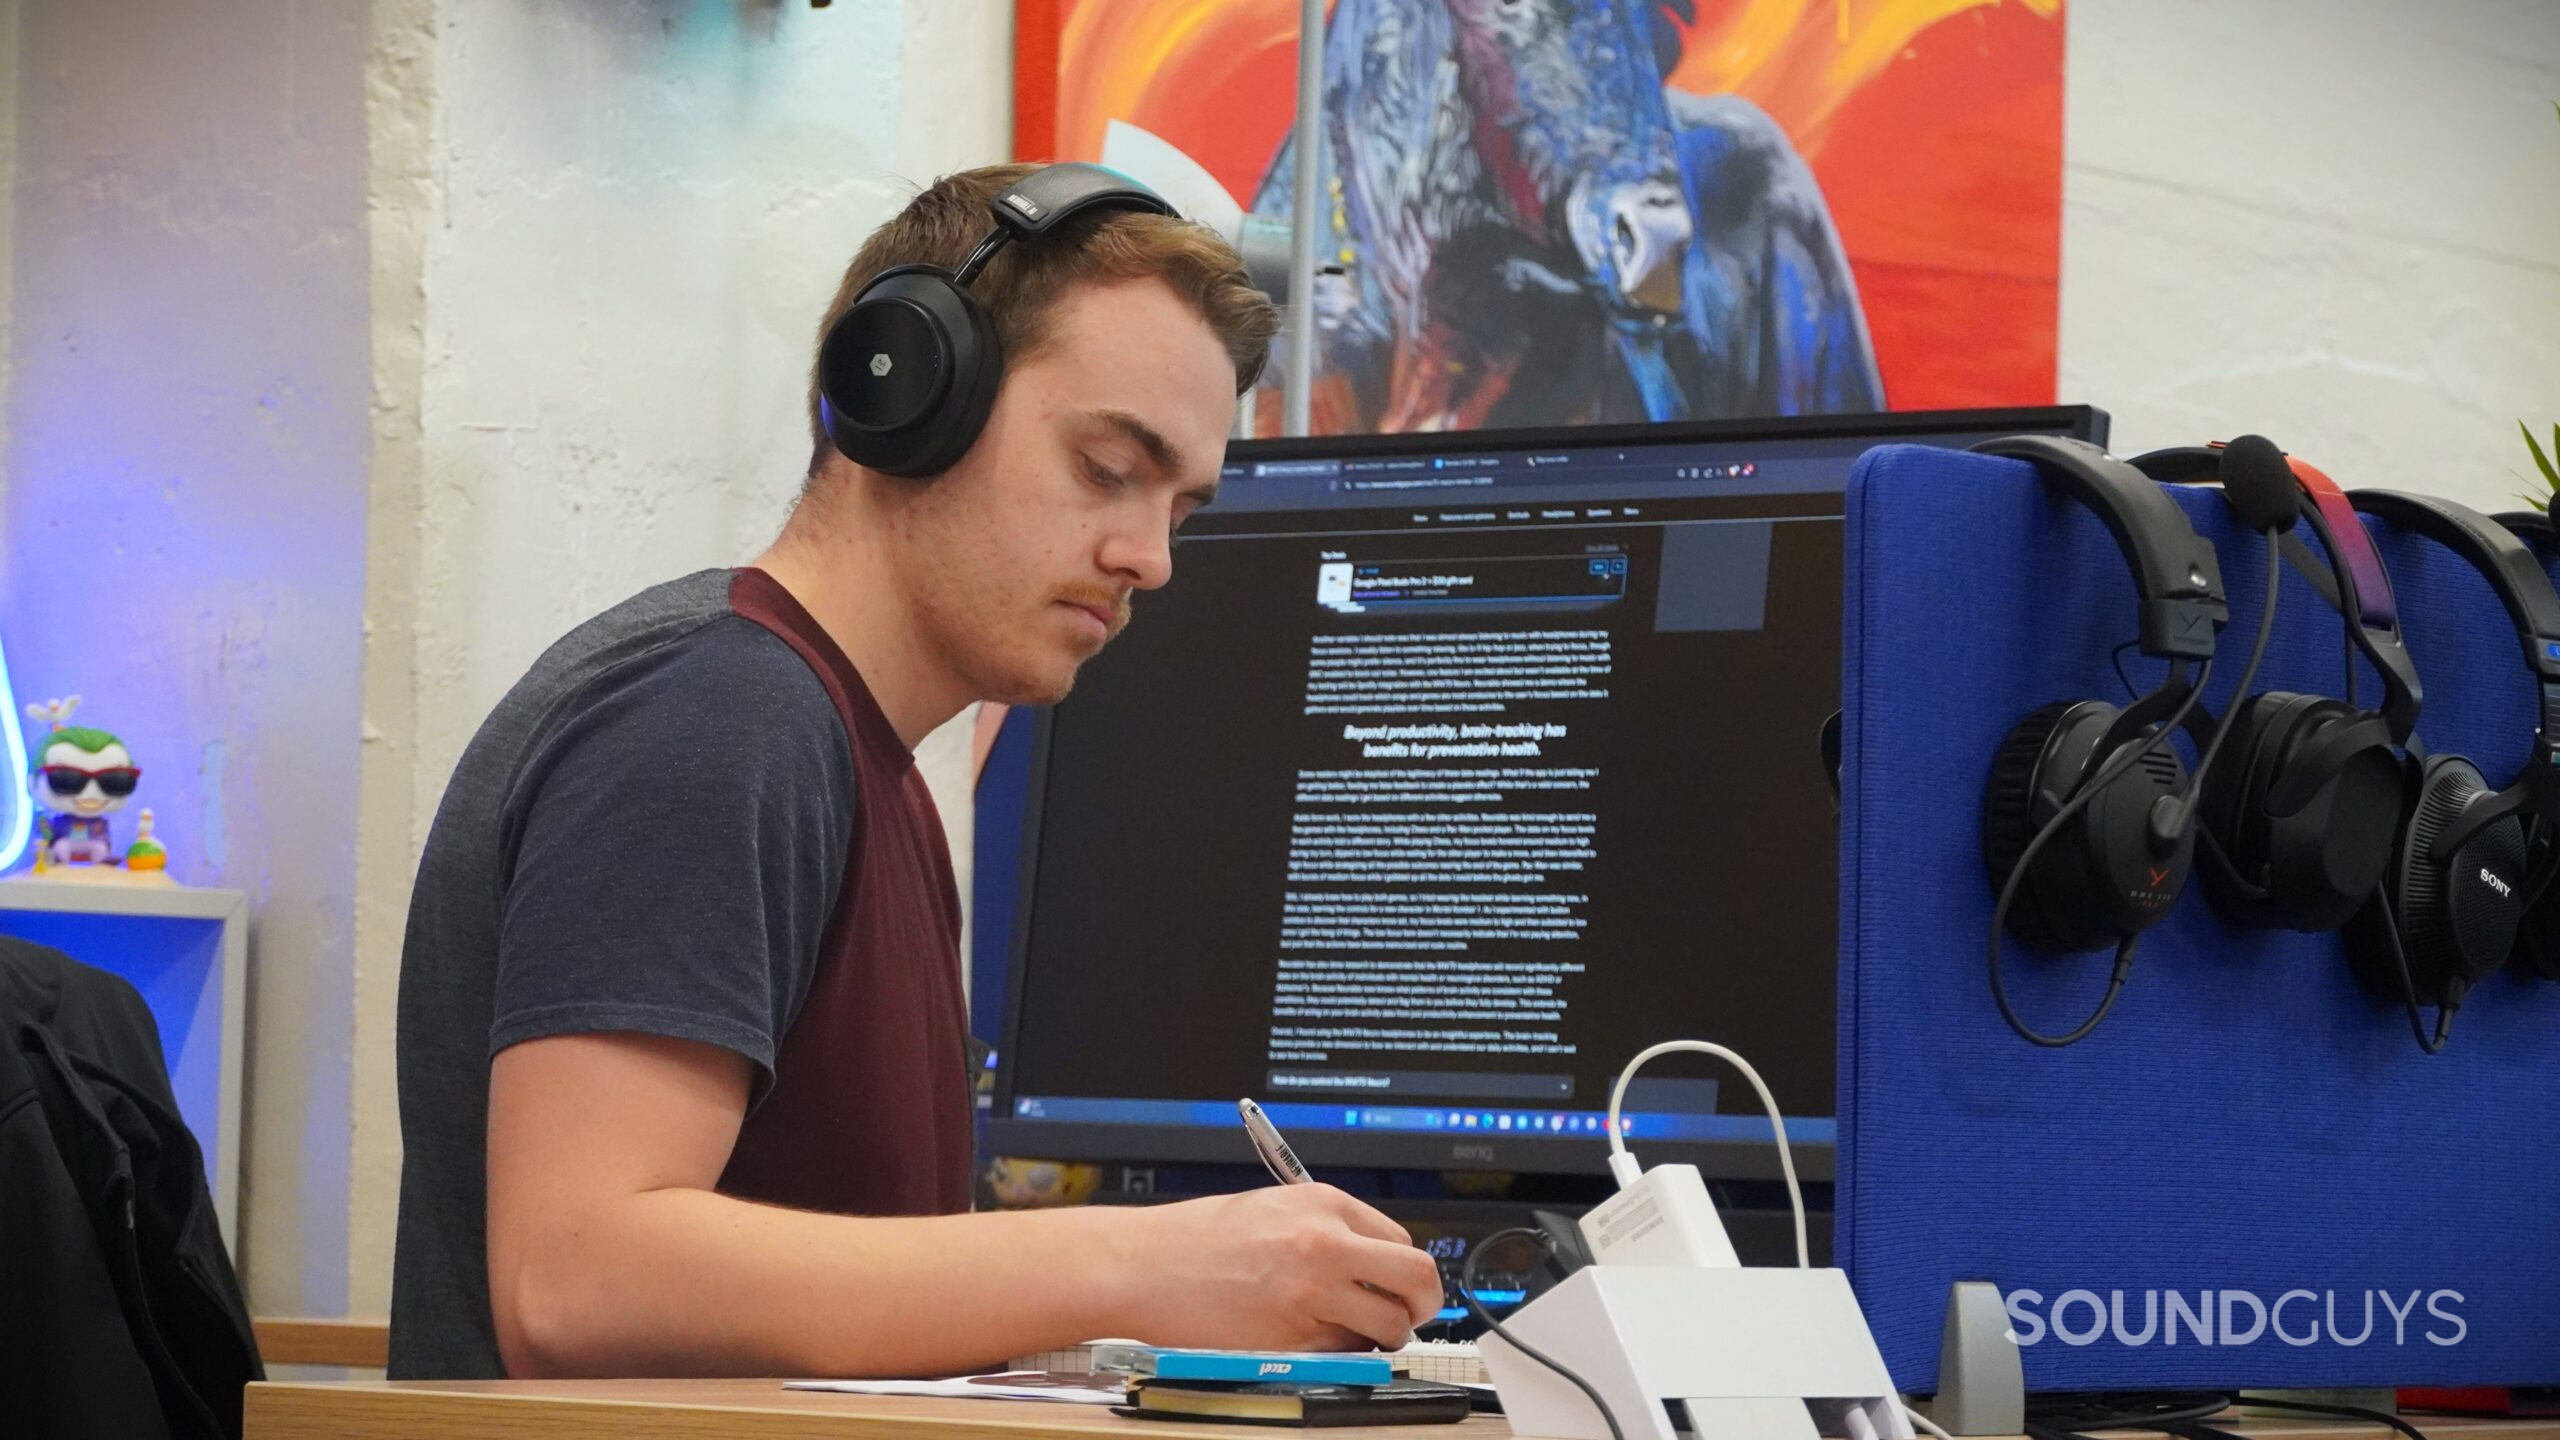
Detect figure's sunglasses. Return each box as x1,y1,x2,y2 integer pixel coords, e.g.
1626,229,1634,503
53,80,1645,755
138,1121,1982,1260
39,766,141,798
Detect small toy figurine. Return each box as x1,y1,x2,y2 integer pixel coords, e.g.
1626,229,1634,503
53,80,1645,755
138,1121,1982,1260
124,810,167,873
23,696,145,870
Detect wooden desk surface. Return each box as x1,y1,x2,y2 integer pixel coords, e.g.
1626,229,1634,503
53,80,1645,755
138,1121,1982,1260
241,1379,2560,1440
244,1379,1510,1440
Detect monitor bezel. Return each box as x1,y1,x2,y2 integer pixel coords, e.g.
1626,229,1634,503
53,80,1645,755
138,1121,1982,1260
986,405,2109,1180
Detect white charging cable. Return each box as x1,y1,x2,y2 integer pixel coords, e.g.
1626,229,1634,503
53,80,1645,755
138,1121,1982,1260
1604,1039,1807,1269
1606,1040,1952,1440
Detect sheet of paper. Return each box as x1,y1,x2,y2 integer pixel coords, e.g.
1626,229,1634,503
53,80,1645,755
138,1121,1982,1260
784,1372,1127,1406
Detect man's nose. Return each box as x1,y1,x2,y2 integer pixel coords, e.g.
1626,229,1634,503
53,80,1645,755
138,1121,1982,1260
1099,515,1174,591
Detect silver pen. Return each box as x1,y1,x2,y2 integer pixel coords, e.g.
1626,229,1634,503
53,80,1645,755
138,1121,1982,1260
1238,1097,1310,1184
1239,1098,1414,1336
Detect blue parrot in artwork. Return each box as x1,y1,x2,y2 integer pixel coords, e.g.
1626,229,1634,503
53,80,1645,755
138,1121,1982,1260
1249,0,1883,432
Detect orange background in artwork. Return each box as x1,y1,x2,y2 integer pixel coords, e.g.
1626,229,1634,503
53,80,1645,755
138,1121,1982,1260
1024,0,2063,413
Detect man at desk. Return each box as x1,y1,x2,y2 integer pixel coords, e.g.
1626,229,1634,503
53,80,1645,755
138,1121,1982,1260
389,165,1444,1380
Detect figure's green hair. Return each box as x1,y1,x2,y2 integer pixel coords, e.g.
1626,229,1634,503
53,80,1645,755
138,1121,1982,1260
42,725,120,755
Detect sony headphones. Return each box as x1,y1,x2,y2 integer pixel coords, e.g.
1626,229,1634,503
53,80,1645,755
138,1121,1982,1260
2493,508,2560,981
1974,435,2237,1046
815,163,1175,478
2341,490,2560,1042
2130,439,2421,934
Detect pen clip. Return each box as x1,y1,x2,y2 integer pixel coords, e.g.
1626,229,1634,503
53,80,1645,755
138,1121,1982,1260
1239,1098,1308,1184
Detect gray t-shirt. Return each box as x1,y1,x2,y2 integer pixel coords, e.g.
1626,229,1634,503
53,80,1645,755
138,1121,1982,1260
387,569,857,1379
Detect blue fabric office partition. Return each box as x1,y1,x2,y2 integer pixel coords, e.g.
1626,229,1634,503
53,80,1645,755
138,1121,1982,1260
1836,443,2560,1393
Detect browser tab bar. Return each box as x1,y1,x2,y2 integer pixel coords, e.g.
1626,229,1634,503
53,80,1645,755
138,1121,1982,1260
1252,458,1344,478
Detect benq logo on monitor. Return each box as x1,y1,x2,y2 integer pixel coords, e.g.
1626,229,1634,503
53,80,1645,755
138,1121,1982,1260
1452,1143,1495,1163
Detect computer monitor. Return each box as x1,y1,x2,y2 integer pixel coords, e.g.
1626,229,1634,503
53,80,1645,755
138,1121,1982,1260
985,407,2107,1181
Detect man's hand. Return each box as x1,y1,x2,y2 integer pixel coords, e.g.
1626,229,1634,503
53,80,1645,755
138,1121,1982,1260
1111,1184,1445,1351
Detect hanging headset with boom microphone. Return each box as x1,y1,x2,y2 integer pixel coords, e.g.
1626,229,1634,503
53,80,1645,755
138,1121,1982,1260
1973,436,2280,1047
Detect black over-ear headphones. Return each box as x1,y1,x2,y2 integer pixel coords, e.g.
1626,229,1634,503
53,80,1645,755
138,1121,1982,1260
2131,439,2422,933
815,164,1175,478
2342,490,2560,1044
1973,435,2243,1046
2493,508,2560,981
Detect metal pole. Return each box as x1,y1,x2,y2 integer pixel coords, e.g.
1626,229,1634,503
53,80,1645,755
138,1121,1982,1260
1283,0,1324,437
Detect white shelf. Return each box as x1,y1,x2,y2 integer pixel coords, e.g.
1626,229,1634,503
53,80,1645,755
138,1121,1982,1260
0,876,244,919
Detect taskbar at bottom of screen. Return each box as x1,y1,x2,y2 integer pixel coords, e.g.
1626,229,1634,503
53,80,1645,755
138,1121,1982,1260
1003,1096,1836,1145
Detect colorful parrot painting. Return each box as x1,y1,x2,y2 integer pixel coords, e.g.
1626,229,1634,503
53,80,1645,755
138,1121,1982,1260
1247,0,1883,432
1038,0,2062,432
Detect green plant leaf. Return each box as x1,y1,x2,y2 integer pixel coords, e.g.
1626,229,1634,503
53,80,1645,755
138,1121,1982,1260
2526,419,2560,491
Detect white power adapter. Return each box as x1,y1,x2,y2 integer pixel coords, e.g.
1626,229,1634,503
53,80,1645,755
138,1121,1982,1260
1593,1040,1808,1271
1578,1160,1740,1269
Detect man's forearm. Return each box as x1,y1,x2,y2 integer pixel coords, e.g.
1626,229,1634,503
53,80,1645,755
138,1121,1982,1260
497,1188,1135,1378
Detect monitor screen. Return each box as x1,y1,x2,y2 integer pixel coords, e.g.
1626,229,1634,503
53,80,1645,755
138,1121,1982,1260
986,407,2106,1179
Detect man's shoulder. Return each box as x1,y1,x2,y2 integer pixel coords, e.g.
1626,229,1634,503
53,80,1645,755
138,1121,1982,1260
448,571,854,812
517,569,746,695
515,569,845,716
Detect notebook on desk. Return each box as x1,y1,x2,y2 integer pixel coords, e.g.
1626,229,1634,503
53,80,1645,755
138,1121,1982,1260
1119,1377,1474,1428
1008,1339,1486,1386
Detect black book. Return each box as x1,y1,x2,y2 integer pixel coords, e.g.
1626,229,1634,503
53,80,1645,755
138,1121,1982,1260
1117,1377,1474,1427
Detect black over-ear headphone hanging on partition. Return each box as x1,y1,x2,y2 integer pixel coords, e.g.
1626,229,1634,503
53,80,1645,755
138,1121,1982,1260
2130,439,2421,934
2344,491,2560,1040
2492,507,2560,981
1972,435,2270,1048
816,163,1175,478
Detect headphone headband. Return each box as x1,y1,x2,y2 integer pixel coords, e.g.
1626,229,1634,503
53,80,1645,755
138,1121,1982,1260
2494,509,2559,554
1973,435,2229,661
2350,489,2560,683
2132,442,2421,742
954,163,1176,286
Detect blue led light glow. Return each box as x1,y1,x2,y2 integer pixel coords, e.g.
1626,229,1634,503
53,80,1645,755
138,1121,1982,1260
0,634,28,870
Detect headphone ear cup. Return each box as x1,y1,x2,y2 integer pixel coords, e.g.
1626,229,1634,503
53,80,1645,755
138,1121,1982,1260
1983,702,2081,955
817,269,1002,478
901,292,1003,478
2224,697,2399,932
2192,692,2295,921
2360,755,2528,1007
1983,700,2189,953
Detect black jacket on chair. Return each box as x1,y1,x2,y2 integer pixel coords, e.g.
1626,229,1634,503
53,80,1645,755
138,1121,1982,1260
0,934,262,1440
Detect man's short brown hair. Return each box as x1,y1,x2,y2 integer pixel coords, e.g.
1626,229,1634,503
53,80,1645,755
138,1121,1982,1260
806,164,1279,474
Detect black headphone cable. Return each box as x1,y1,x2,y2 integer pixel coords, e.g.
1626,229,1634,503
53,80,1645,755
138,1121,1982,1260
1988,541,2280,1046
1987,670,2208,1047
2365,883,2454,1054
2159,533,2283,846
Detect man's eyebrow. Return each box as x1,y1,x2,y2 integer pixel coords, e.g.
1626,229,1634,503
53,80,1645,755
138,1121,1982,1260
1089,408,1186,483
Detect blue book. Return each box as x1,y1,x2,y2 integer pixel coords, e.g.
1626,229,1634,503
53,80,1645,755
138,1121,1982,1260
1098,1345,1396,1386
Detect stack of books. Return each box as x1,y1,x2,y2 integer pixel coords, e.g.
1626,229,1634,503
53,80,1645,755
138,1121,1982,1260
1009,1338,1488,1386
1092,1346,1473,1427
